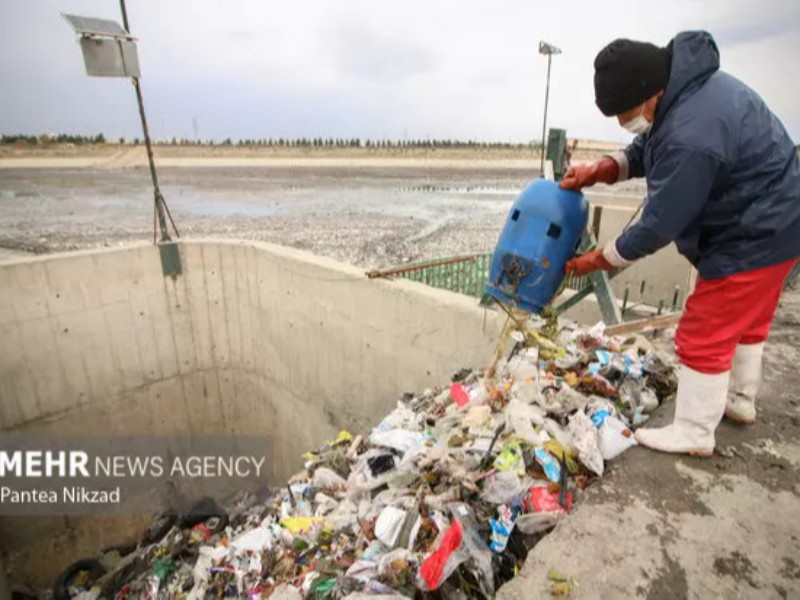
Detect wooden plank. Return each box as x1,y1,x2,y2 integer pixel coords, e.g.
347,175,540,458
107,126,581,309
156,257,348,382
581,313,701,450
604,312,683,337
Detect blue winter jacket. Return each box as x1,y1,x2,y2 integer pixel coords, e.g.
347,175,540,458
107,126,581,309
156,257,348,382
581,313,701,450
614,31,800,279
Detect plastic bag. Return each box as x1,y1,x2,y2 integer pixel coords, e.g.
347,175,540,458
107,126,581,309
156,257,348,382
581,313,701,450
526,486,573,513
369,429,424,454
450,383,470,408
506,397,549,445
533,447,561,483
569,410,604,476
418,519,465,591
374,506,408,549
480,469,527,505
230,526,274,552
346,560,379,583
597,415,637,460
538,385,589,414
279,516,325,535
313,467,346,488
516,511,562,534
463,405,492,428
543,418,575,452
450,503,495,597
373,404,419,432
619,379,659,414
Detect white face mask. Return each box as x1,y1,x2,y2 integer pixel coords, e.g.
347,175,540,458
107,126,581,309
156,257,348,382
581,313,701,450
623,105,652,135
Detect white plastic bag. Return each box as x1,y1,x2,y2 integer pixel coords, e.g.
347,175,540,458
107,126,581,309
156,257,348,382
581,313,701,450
597,415,637,460
374,506,408,548
506,397,549,445
569,410,604,476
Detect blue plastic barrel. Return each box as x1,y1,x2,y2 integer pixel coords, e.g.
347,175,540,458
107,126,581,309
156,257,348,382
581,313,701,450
485,179,588,313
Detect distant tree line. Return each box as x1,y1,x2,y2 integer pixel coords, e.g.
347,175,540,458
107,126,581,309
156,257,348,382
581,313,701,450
1,133,541,150
210,138,540,149
1,133,106,145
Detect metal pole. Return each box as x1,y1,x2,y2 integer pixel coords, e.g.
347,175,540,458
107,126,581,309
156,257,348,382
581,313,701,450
539,53,552,177
119,0,171,242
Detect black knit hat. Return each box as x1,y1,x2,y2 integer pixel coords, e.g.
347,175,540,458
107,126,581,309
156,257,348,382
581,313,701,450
593,39,670,116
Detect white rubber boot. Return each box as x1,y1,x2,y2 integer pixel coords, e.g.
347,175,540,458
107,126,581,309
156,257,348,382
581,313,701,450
635,365,730,456
725,342,764,424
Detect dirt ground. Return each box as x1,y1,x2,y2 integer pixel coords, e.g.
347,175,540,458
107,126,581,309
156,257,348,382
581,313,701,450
0,155,644,271
499,290,800,600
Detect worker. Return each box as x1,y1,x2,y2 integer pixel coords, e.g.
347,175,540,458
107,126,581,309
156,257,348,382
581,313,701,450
559,31,800,456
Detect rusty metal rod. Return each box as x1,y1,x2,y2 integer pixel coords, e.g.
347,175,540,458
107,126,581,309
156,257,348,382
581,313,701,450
366,255,479,279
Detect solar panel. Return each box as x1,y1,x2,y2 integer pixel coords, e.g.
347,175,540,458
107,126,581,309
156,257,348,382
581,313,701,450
62,13,133,40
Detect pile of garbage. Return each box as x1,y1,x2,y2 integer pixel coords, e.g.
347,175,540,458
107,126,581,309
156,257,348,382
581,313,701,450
59,318,677,599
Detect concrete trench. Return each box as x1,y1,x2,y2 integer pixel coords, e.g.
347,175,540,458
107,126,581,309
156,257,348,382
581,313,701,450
0,239,512,589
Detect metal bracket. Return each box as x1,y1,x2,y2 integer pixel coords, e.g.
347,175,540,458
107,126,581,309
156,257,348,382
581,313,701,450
554,228,624,325
159,242,182,280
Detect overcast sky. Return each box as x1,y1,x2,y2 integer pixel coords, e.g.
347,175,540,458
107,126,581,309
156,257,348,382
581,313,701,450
1,0,798,144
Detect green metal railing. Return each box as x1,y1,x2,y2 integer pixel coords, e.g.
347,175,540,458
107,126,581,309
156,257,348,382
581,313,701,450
367,252,590,299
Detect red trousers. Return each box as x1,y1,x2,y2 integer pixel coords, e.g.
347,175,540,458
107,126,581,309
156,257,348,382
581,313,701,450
675,259,798,374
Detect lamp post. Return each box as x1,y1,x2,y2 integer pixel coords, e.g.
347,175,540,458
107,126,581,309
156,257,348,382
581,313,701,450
538,41,561,177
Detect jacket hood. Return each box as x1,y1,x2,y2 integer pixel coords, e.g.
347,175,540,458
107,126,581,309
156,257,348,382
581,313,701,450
657,31,720,122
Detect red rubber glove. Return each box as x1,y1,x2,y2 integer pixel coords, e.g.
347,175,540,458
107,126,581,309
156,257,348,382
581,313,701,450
565,249,613,277
559,157,619,190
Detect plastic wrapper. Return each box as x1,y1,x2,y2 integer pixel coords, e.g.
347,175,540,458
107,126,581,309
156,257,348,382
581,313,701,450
489,505,516,553
569,410,604,476
494,442,525,475
279,516,325,535
449,383,470,408
533,447,561,483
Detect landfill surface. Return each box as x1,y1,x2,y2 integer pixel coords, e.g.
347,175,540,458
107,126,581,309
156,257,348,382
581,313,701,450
52,310,678,599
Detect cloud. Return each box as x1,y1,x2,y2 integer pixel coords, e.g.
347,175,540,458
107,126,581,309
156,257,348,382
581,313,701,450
0,0,798,142
323,19,435,83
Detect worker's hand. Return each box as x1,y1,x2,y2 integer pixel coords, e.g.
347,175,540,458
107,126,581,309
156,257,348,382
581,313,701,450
565,249,613,277
559,157,620,190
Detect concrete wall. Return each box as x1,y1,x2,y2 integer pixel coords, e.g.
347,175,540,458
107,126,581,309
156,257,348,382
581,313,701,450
0,239,505,587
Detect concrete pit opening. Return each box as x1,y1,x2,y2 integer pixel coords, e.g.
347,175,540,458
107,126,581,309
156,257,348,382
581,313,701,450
0,239,510,591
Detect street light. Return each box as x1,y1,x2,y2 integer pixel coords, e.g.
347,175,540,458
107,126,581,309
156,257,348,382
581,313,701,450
538,41,561,177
